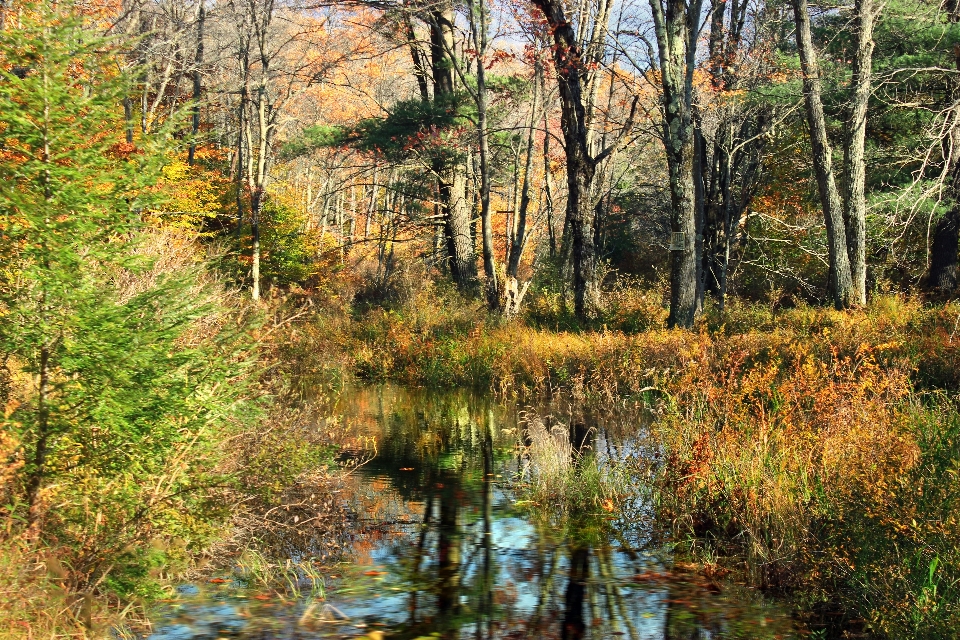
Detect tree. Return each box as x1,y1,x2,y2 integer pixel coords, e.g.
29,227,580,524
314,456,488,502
649,0,705,328
529,0,636,321
791,0,881,308
696,0,774,309
466,0,500,310
0,1,254,579
927,5,960,292
426,0,480,293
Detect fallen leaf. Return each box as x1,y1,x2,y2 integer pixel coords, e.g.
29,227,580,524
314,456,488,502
208,578,229,584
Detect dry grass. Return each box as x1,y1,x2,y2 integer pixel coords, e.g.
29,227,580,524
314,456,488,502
0,540,143,639
290,287,960,636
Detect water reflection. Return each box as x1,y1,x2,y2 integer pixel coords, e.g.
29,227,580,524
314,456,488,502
146,384,801,639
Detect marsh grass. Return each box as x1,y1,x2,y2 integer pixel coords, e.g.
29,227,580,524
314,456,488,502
515,414,632,518
289,287,960,638
233,548,327,600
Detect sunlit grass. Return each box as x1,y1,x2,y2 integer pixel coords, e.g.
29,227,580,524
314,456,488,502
293,286,960,637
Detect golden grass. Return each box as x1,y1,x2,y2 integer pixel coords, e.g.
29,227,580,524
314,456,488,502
289,289,960,636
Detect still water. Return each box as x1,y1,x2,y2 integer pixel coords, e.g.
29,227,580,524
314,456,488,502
145,385,802,639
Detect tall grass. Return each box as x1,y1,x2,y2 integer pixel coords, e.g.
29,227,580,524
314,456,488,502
0,229,351,637
290,286,960,637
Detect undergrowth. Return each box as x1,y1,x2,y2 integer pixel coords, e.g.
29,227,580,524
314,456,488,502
286,281,960,638
0,231,350,638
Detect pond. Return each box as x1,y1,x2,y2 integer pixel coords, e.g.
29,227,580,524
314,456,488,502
144,384,803,639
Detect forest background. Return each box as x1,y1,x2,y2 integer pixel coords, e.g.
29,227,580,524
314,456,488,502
1,0,959,636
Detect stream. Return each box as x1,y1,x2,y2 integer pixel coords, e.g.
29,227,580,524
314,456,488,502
144,384,803,639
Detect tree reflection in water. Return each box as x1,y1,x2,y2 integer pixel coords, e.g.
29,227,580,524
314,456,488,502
331,384,801,640
143,385,803,639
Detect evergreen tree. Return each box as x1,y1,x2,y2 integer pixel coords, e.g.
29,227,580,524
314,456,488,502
0,0,257,588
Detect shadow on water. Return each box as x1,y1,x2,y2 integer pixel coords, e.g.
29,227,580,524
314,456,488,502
145,384,803,639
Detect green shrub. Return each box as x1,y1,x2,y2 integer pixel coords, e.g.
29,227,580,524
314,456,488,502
0,0,259,596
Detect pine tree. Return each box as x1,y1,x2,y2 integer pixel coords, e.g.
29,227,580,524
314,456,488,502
0,0,256,587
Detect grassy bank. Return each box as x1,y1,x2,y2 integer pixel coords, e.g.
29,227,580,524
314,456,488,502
0,232,350,638
286,284,960,638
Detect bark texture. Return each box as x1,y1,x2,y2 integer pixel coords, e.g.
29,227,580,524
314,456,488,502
843,0,876,305
467,0,499,310
929,205,960,291
429,0,478,293
187,3,204,165
927,36,960,292
531,0,601,319
650,0,703,328
792,0,855,309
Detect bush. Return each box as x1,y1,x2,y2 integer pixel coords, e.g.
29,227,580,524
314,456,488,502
0,0,259,607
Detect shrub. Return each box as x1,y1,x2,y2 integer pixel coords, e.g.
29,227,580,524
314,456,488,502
0,0,259,601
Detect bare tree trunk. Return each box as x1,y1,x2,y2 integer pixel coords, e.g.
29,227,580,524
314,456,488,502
403,6,430,102
531,0,601,320
187,3,204,165
927,11,960,292
365,166,377,240
544,110,558,258
650,0,704,328
792,0,855,309
250,71,270,302
124,96,134,143
468,0,499,309
930,205,960,291
441,170,478,288
843,0,877,305
430,1,478,293
26,344,50,526
930,96,960,292
504,79,539,316
234,30,252,239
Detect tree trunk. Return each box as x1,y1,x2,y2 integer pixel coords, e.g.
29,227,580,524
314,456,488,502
440,168,478,289
26,344,50,527
430,0,479,293
187,3,204,165
504,83,539,317
532,0,601,320
468,0,499,310
365,166,377,240
544,110,558,258
843,0,876,305
508,79,538,281
403,8,430,102
930,205,960,291
250,72,270,302
649,0,704,328
792,0,855,309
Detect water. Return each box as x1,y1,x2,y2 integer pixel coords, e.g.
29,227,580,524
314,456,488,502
145,385,802,639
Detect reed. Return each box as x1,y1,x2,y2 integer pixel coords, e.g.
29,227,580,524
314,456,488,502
292,286,960,637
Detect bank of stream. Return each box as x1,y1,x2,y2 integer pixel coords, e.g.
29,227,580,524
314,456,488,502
143,384,805,639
